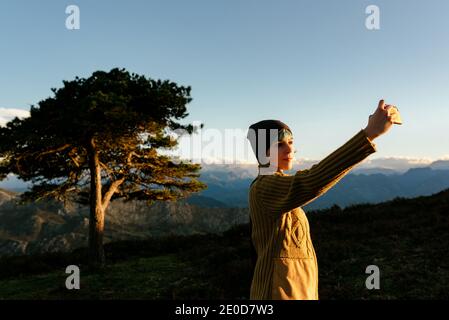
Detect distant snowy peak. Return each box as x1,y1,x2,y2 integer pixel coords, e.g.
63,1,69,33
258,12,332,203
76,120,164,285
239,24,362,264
430,160,449,170
198,156,449,176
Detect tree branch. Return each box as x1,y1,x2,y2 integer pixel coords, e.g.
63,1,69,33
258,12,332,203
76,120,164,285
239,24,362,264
36,144,72,159
102,176,125,211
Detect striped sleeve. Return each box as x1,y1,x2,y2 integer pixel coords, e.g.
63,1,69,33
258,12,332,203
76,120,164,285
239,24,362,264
257,129,377,216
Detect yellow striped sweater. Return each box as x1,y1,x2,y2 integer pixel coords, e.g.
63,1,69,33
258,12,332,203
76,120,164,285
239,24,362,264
248,129,377,300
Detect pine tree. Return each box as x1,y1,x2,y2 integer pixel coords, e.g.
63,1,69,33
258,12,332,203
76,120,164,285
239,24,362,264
0,68,207,268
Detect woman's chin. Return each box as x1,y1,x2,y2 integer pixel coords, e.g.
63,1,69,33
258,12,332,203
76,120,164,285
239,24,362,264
280,161,293,171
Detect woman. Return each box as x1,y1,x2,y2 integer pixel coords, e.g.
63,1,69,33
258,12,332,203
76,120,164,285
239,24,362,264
246,99,401,300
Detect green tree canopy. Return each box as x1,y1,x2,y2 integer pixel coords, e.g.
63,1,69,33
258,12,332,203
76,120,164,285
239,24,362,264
0,68,207,267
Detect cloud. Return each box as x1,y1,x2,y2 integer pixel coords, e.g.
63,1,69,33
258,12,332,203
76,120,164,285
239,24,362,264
359,156,434,171
199,156,448,174
0,108,30,127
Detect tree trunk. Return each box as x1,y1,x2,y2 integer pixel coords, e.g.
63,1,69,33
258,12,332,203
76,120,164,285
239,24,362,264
88,137,105,269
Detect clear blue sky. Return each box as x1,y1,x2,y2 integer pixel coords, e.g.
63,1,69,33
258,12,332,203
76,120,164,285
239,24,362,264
1,0,448,162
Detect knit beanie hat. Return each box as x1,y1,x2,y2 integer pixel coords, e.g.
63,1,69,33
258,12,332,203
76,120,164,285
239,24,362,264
247,120,293,167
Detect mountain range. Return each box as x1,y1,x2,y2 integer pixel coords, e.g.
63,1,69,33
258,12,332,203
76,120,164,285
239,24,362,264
192,165,449,210
1,185,448,299
1,159,449,257
0,190,248,257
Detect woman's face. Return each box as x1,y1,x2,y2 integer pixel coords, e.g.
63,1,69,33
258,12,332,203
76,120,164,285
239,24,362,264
267,136,295,171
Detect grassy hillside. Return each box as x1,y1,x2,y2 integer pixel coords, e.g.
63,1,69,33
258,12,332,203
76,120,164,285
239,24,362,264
0,233,251,299
0,188,448,299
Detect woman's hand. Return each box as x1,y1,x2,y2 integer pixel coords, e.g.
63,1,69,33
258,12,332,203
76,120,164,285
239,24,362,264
363,99,400,141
